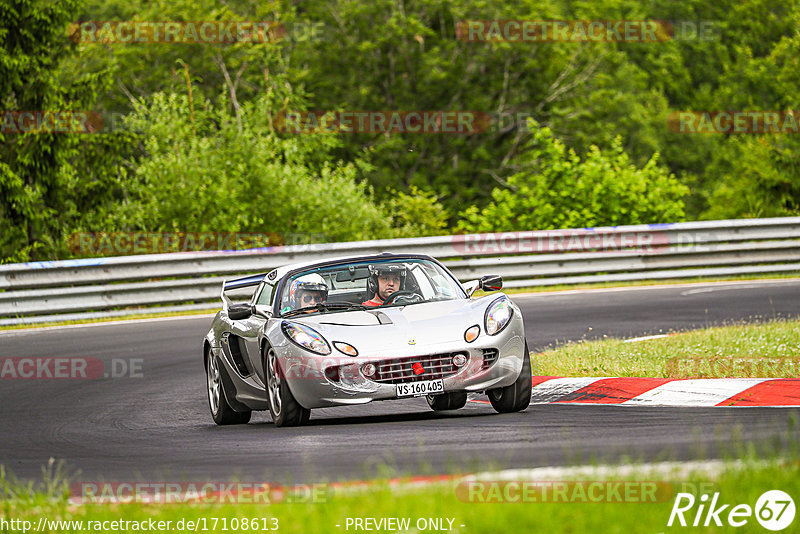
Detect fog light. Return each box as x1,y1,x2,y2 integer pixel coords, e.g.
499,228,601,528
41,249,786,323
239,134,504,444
324,366,340,382
361,363,376,378
452,353,468,367
338,363,379,392
464,325,480,343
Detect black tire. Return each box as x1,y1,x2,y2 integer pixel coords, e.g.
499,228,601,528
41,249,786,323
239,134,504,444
206,351,251,425
426,392,468,411
488,342,532,413
263,344,310,427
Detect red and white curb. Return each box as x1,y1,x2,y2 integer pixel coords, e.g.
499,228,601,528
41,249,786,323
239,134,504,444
522,377,800,407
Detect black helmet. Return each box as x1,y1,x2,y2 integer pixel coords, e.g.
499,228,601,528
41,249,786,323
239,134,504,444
366,263,407,296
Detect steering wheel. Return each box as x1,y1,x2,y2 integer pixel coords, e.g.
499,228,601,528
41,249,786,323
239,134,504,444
382,290,424,306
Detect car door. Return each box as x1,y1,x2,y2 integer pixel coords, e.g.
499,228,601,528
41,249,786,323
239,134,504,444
220,281,274,383
245,280,277,382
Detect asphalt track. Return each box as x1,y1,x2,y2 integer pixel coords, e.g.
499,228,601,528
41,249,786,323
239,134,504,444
1,279,800,484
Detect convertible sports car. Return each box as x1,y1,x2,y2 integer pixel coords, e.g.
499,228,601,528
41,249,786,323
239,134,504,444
203,253,531,427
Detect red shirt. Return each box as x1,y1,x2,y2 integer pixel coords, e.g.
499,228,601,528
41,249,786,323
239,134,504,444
362,298,382,307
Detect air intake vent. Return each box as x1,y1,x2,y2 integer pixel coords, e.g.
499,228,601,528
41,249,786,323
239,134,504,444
481,348,499,370
223,334,252,377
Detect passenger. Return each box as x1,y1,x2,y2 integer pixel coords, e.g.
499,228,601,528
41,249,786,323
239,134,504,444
288,273,328,310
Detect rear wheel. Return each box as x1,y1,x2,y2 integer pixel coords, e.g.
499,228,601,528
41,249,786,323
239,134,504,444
426,392,468,411
263,345,310,427
206,351,251,425
488,342,532,413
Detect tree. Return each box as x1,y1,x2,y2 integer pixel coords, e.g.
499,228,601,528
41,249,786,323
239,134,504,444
457,121,688,232
0,0,132,262
101,89,395,243
381,186,449,238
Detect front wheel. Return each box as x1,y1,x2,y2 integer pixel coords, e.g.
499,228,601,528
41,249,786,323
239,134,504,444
426,391,468,411
206,351,251,425
263,345,310,427
488,342,532,413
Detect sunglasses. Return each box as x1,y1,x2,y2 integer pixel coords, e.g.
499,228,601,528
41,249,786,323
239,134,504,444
301,294,324,304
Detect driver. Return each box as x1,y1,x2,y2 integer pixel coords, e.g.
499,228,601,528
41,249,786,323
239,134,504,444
288,273,328,311
362,264,406,307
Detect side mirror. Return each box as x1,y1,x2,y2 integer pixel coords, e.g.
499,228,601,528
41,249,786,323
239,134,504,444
479,275,503,292
228,303,253,320
463,280,480,297
253,304,273,319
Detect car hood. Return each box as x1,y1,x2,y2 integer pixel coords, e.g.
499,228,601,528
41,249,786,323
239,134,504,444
287,297,500,356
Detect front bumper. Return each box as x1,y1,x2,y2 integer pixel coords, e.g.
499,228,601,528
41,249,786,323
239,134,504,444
277,314,525,409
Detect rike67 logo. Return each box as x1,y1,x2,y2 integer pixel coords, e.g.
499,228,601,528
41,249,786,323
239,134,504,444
668,490,795,531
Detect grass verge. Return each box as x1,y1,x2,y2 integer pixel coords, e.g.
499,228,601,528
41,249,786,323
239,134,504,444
532,318,800,378
3,453,800,533
496,272,800,295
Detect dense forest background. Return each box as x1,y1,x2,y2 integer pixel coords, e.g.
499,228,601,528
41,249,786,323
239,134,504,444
1,0,799,262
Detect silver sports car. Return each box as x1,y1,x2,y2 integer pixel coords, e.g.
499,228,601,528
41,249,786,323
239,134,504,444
203,253,531,427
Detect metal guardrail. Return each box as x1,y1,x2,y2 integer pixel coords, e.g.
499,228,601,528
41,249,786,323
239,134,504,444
1,217,799,325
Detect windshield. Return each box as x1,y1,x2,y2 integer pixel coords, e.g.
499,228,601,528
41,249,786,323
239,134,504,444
278,258,465,316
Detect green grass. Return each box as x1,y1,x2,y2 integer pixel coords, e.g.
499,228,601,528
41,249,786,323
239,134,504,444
532,318,800,378
3,453,800,533
496,272,800,296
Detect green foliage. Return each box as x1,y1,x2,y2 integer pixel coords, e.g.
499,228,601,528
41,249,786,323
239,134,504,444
703,136,800,219
0,0,133,262
2,0,799,263
457,121,688,232
699,23,800,219
282,0,800,222
381,186,449,238
103,90,393,242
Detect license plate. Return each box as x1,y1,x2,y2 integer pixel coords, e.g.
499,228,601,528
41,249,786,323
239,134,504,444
396,379,444,398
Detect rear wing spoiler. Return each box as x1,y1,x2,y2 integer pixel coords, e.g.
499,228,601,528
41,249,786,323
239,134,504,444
221,274,265,310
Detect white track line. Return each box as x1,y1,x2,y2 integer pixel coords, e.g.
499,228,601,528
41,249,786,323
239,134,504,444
622,378,770,406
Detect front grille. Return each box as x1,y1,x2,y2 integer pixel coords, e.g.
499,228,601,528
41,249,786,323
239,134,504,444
481,348,499,370
372,352,468,384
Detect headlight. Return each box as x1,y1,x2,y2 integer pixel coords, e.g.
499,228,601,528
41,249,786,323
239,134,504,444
484,297,513,335
281,321,331,355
